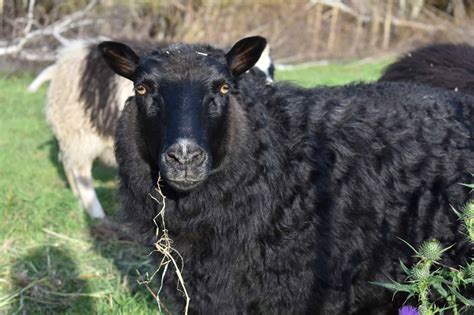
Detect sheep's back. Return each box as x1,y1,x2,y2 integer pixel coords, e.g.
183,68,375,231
380,43,474,96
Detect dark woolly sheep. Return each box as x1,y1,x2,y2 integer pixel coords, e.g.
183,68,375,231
100,36,473,314
28,39,274,218
380,43,474,96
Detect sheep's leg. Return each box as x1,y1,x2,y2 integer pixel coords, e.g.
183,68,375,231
59,150,80,196
74,164,105,219
64,166,79,196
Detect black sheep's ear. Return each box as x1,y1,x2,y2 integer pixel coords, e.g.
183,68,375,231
225,36,267,77
98,41,139,81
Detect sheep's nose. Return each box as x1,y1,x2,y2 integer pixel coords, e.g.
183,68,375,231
165,141,207,167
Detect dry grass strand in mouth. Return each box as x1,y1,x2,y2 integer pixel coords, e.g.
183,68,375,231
136,174,190,315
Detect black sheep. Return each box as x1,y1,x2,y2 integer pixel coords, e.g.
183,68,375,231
99,37,474,314
27,39,273,219
380,43,474,96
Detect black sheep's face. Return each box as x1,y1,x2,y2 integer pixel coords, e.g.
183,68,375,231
99,37,267,192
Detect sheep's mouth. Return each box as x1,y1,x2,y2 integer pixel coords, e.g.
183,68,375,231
165,178,204,191
159,157,210,192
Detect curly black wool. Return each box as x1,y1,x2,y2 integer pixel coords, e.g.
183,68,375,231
380,43,474,96
111,41,473,314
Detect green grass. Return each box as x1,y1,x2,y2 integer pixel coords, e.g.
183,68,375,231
276,59,391,87
0,61,388,314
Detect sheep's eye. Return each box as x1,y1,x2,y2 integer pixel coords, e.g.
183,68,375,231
219,83,230,95
135,84,147,95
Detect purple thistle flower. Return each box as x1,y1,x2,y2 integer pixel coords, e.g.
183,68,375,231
399,305,419,315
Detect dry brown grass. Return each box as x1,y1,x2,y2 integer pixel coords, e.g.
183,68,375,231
136,174,190,315
3,0,474,67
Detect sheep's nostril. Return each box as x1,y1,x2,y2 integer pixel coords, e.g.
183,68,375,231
166,151,181,163
189,150,205,164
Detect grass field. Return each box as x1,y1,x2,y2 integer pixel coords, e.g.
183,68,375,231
0,60,390,314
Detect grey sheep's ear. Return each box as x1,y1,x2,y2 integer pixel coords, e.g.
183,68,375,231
225,36,267,77
98,41,139,81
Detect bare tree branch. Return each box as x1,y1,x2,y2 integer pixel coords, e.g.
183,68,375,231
0,0,98,58
17,49,56,62
23,0,36,35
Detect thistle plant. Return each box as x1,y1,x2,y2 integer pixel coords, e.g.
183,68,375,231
456,183,474,244
465,200,474,243
375,182,474,315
